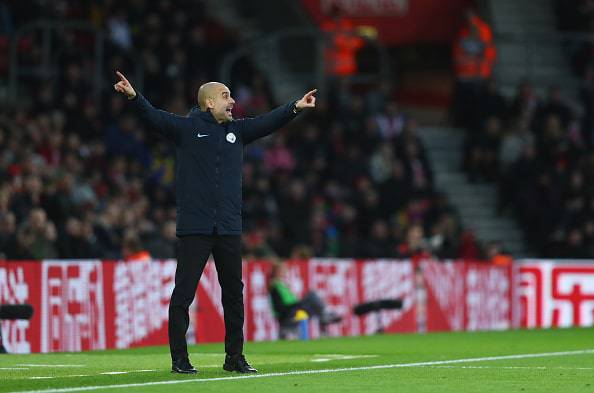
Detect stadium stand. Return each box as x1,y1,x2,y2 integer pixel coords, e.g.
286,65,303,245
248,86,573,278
457,2,594,258
0,1,477,260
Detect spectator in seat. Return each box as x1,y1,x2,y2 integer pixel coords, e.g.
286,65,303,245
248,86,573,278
397,224,432,259
561,227,589,258
57,217,93,259
466,116,502,182
509,79,540,122
122,231,151,262
484,240,513,266
358,219,392,258
145,219,177,259
14,208,57,259
0,212,16,259
379,160,410,216
375,101,406,140
499,116,535,172
476,79,508,130
534,86,572,132
403,141,434,194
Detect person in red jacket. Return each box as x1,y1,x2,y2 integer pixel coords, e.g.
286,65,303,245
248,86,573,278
322,6,364,77
453,10,496,81
451,10,497,129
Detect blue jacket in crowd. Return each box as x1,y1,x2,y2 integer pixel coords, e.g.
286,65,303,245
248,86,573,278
131,93,299,236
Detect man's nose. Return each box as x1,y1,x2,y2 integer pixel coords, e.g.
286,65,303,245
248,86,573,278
230,97,235,104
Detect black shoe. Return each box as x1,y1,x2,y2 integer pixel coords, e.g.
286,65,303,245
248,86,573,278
223,354,257,373
171,358,197,374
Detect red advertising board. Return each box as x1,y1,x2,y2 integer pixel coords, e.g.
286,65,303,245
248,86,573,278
0,259,593,353
0,260,41,353
421,260,515,332
519,261,594,328
301,0,474,44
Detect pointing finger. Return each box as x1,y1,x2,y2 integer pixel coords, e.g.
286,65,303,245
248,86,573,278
305,89,317,97
116,70,128,84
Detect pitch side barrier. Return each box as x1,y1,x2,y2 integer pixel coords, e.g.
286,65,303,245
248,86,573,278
0,259,592,353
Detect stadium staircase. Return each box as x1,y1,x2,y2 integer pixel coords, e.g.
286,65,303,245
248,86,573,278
420,126,529,257
487,0,581,99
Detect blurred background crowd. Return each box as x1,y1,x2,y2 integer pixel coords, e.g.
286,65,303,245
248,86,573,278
457,1,594,258
0,0,593,260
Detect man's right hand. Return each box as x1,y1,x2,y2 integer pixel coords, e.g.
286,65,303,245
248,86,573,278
114,70,137,99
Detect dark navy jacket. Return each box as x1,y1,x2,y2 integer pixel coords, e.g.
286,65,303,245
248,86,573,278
131,93,298,236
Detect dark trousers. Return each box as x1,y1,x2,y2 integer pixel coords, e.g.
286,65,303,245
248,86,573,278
297,292,325,317
168,234,244,361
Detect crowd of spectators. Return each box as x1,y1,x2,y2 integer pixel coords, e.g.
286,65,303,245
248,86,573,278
241,91,473,260
0,1,477,261
456,3,594,258
0,0,236,259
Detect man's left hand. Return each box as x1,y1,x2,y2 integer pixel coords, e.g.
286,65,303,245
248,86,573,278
295,89,317,110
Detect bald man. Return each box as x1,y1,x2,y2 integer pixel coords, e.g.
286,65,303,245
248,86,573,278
114,71,315,374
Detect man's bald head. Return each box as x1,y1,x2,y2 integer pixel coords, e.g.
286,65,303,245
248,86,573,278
197,82,226,111
197,82,235,123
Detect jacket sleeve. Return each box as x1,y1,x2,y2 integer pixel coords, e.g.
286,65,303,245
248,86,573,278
129,93,184,144
237,102,299,145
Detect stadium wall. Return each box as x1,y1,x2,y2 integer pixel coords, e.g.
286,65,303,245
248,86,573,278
0,259,592,354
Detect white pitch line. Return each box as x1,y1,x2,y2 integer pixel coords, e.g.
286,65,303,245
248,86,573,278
311,355,378,362
0,368,29,370
427,365,594,371
18,365,85,368
9,348,594,393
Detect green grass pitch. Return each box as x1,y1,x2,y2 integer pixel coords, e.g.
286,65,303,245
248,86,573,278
1,328,593,393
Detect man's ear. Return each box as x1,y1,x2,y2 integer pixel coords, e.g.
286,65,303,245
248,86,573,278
206,97,215,110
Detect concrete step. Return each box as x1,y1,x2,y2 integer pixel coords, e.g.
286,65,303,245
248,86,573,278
456,205,499,216
498,46,569,67
494,13,555,26
422,136,464,146
429,152,461,163
466,222,522,234
442,196,497,209
433,172,467,182
497,63,572,76
492,0,555,8
495,24,557,34
472,226,523,239
421,125,530,256
445,187,497,198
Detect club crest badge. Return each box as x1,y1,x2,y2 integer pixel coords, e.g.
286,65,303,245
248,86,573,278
226,133,236,143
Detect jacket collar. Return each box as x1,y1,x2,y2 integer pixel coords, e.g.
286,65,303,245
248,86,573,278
188,106,225,125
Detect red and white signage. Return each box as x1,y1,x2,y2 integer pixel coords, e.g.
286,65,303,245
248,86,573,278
519,261,594,328
0,259,592,353
0,261,40,353
41,260,106,352
421,260,515,332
